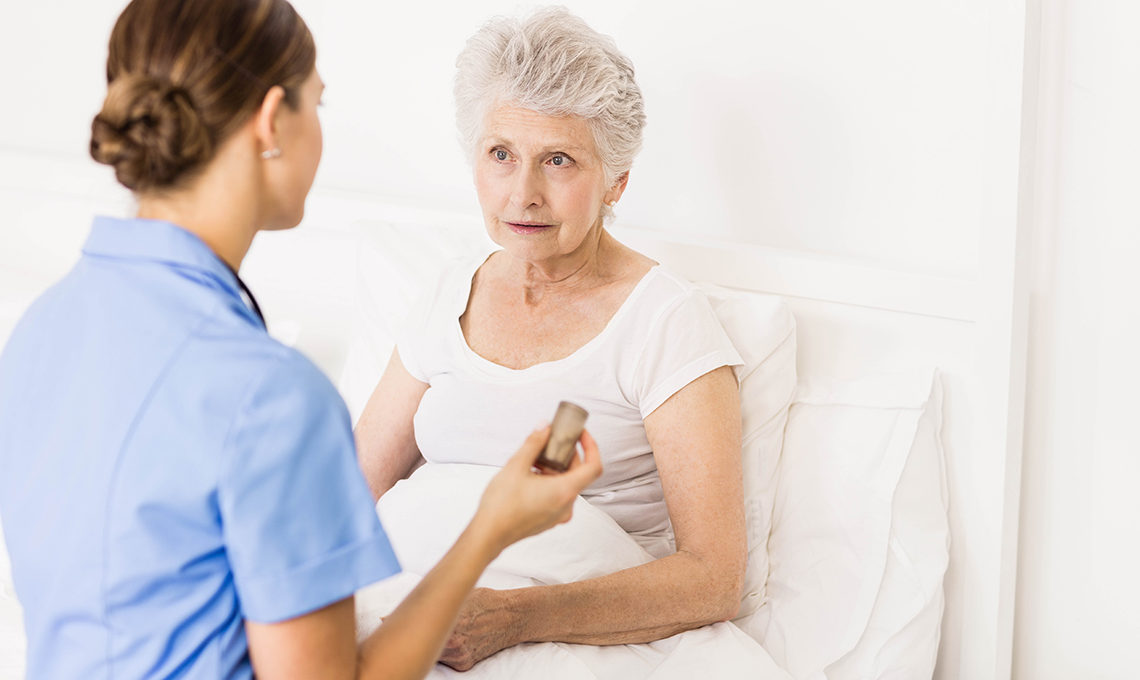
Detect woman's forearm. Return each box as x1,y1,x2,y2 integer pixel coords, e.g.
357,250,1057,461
505,550,743,646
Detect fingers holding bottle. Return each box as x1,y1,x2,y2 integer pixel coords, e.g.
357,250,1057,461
474,425,602,553
563,427,602,483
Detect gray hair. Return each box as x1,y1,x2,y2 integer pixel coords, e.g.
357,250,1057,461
454,6,646,191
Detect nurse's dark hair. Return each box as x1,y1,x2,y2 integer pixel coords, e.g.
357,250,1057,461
89,0,315,192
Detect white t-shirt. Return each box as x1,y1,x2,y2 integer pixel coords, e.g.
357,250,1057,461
398,256,743,557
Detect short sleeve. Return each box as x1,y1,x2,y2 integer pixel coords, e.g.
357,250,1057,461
633,289,744,419
219,351,400,623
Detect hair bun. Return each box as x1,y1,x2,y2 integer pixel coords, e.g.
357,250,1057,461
90,74,214,191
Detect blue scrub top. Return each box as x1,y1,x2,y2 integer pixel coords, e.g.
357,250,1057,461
0,216,401,678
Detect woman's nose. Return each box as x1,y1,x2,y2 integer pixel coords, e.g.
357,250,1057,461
510,166,544,210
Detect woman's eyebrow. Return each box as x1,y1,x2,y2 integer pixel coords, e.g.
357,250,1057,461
484,136,588,154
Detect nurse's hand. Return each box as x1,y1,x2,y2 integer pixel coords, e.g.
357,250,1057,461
472,426,603,555
325,428,599,680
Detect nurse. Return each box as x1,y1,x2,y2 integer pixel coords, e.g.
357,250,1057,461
0,0,601,678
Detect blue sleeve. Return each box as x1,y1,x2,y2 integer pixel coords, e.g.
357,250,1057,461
218,350,400,623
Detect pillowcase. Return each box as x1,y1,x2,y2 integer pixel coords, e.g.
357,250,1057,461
825,372,948,680
737,370,949,679
340,221,798,618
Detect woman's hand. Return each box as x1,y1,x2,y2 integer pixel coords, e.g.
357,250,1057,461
438,588,520,671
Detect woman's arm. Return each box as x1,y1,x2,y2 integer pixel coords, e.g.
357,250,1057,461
245,428,605,680
439,365,747,670
354,348,429,500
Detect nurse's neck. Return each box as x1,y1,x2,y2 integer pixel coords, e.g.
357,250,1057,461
136,134,262,273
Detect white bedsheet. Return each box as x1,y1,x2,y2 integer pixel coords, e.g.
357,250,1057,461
356,463,791,680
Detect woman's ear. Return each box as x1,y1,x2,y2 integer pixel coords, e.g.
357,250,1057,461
253,85,287,157
605,171,630,206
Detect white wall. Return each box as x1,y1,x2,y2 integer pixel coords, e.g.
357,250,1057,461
1014,1,1140,678
1,1,1136,678
305,0,997,276
0,0,990,274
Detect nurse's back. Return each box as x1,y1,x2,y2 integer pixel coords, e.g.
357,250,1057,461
0,218,320,677
0,1,609,678
0,1,358,675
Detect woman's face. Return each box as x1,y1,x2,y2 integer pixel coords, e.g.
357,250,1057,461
473,105,623,265
264,68,324,230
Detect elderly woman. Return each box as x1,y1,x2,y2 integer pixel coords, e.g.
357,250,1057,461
355,7,746,670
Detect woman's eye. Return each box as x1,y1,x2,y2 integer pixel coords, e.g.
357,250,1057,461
494,149,509,161
550,154,567,166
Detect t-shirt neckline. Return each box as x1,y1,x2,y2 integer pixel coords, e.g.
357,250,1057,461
452,255,661,379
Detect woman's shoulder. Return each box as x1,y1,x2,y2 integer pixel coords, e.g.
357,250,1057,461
397,252,492,363
641,262,695,291
412,252,492,322
627,261,706,312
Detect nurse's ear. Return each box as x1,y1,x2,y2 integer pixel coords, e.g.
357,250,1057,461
253,85,288,160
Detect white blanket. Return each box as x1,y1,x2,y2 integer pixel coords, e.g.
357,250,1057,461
355,463,791,680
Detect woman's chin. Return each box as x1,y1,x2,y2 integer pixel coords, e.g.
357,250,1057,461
501,243,551,263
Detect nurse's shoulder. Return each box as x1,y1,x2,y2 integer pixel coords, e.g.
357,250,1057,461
182,310,348,433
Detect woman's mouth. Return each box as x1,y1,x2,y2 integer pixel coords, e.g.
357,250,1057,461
505,221,555,235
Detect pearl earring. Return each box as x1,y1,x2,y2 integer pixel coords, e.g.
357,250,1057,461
260,148,281,160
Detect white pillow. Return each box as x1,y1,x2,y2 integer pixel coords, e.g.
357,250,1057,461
340,221,797,618
737,371,949,679
339,220,495,423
